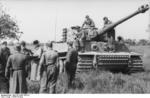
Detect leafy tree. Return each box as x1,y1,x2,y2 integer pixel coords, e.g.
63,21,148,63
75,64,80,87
124,39,136,46
137,39,149,45
0,7,22,41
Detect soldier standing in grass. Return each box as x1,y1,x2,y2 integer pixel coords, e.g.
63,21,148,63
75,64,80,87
5,44,36,93
30,40,43,81
0,41,11,93
38,41,59,93
65,41,78,89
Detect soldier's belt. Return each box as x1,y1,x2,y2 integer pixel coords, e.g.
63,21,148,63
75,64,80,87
13,68,24,71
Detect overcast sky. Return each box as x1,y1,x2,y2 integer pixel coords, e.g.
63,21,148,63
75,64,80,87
1,0,150,42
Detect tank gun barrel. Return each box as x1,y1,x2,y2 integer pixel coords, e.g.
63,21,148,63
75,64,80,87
94,4,149,39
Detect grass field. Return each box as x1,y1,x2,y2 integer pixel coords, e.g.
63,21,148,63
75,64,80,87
8,45,150,93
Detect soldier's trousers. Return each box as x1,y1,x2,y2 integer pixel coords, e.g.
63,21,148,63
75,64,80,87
65,63,77,89
0,74,9,93
9,70,27,94
39,65,58,94
30,61,40,81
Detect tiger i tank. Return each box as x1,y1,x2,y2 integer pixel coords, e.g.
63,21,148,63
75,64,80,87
53,4,149,73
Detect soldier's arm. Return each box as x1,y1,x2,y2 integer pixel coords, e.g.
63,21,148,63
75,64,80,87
91,19,95,27
5,56,12,78
82,21,86,28
28,49,34,56
66,50,72,63
38,53,45,75
56,53,59,68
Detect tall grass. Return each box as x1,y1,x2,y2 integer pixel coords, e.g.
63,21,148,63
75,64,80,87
27,70,150,94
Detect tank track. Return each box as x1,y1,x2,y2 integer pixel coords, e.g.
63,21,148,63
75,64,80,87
76,54,144,73
127,55,144,73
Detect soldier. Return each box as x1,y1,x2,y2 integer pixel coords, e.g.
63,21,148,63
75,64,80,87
65,41,78,89
103,17,115,41
0,41,11,93
38,41,59,93
30,40,43,81
115,36,129,52
0,42,11,75
20,41,33,80
82,15,95,29
5,44,36,93
102,17,116,51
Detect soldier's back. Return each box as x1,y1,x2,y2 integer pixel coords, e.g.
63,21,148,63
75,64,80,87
10,52,27,69
44,50,58,65
67,48,78,64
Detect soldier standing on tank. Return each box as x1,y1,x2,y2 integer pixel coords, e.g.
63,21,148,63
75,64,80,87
103,17,115,41
0,41,11,93
30,40,43,81
38,41,59,93
65,41,78,89
5,44,36,93
103,17,116,51
82,15,95,29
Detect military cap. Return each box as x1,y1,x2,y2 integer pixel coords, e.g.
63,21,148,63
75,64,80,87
103,16,109,20
2,41,7,45
20,41,26,46
85,15,89,18
33,40,39,45
14,43,21,51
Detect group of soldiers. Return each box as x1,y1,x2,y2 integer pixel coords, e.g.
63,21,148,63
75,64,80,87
68,15,116,52
0,40,78,94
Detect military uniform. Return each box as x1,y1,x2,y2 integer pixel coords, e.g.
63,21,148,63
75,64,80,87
5,52,33,94
82,18,95,29
0,47,10,93
65,47,78,88
21,48,33,80
103,20,115,41
39,49,59,93
73,38,80,51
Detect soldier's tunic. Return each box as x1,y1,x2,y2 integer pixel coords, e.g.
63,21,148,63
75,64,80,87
73,38,80,51
5,52,30,94
30,46,43,81
0,47,11,75
65,47,78,88
103,20,115,41
21,48,33,80
39,49,58,93
82,18,95,29
0,47,10,93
